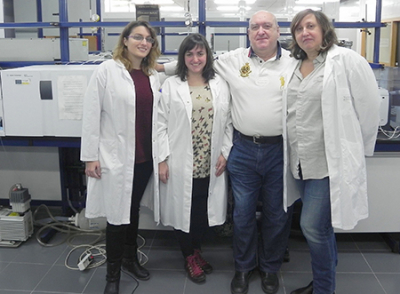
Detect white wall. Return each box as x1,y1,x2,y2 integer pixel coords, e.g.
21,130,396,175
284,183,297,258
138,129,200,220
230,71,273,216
376,0,400,21
0,0,3,38
13,0,97,38
0,146,61,201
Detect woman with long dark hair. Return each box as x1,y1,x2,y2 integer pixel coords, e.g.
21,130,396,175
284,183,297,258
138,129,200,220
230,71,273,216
158,33,232,284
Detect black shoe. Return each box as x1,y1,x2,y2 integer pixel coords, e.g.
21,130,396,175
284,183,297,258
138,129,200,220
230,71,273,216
260,271,279,294
231,271,252,294
122,258,150,280
194,249,213,274
104,261,121,294
122,245,150,280
291,281,313,294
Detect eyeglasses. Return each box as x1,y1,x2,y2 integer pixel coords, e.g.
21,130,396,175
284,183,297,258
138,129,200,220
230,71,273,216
249,23,274,31
129,34,155,44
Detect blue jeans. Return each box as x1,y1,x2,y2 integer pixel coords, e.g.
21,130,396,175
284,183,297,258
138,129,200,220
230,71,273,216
227,131,291,273
296,177,337,294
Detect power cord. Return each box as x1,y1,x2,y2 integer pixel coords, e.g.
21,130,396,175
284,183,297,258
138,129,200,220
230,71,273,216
65,243,106,271
33,204,104,247
121,268,140,294
379,126,400,139
33,204,148,294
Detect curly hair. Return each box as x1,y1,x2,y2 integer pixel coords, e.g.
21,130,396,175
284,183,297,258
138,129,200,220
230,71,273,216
175,33,215,83
289,9,338,60
113,21,160,75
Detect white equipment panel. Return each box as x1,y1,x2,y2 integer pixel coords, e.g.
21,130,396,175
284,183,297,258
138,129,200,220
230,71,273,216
0,65,97,137
0,83,4,136
379,87,389,126
0,38,89,62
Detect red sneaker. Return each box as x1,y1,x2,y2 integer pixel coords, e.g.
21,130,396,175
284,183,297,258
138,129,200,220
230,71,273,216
185,254,206,283
194,249,213,274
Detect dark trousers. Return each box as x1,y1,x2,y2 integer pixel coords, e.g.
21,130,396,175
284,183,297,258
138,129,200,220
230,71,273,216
106,161,153,262
174,177,210,258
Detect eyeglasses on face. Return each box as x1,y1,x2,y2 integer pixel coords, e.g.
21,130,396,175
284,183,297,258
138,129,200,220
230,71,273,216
128,34,155,44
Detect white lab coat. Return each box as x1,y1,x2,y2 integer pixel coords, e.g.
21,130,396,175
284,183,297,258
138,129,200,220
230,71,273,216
80,59,160,225
283,45,381,230
157,75,233,232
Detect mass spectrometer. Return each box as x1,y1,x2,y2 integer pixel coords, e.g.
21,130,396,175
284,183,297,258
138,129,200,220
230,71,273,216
0,38,89,62
0,64,97,137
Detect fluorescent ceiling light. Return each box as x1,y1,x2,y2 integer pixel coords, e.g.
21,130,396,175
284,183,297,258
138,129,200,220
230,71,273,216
295,0,336,4
293,5,322,11
216,6,251,11
160,6,184,12
214,0,256,4
132,0,174,4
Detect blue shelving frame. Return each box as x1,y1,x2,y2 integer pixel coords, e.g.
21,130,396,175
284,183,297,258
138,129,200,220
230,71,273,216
0,0,386,67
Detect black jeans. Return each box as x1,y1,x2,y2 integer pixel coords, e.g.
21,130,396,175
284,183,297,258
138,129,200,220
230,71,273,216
174,177,210,258
106,161,153,262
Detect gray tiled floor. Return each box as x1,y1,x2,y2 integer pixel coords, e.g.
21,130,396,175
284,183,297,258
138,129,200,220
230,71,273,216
0,228,399,294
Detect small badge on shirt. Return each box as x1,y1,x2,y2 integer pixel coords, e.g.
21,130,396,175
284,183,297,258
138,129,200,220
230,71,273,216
240,63,252,77
280,76,285,89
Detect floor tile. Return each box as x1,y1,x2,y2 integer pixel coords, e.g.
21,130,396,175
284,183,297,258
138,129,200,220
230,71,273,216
363,252,400,273
1,226,399,294
12,238,68,265
0,262,9,274
34,264,94,293
336,251,373,273
336,272,386,294
145,247,185,270
0,247,21,262
0,263,49,291
375,273,400,294
184,271,233,294
128,269,186,294
0,291,31,294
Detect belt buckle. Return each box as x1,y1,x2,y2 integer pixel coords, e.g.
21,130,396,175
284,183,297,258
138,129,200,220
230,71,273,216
253,135,261,144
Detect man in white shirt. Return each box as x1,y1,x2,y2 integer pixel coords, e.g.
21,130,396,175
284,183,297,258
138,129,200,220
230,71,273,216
214,11,294,294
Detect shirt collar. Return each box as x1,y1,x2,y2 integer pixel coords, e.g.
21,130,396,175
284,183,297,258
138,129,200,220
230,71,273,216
248,41,282,60
314,51,327,65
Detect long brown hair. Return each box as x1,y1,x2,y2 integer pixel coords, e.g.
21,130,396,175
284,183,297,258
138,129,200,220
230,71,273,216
113,21,160,75
289,9,338,60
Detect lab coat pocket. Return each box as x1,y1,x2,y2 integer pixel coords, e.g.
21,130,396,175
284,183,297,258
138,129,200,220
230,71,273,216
340,139,364,185
98,139,117,172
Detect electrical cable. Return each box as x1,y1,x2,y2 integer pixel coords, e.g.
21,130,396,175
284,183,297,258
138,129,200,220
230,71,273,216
379,126,400,139
33,202,149,288
33,204,104,247
65,243,106,270
121,268,140,294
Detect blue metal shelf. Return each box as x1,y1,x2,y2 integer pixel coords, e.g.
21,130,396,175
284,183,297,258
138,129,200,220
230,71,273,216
0,0,385,67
